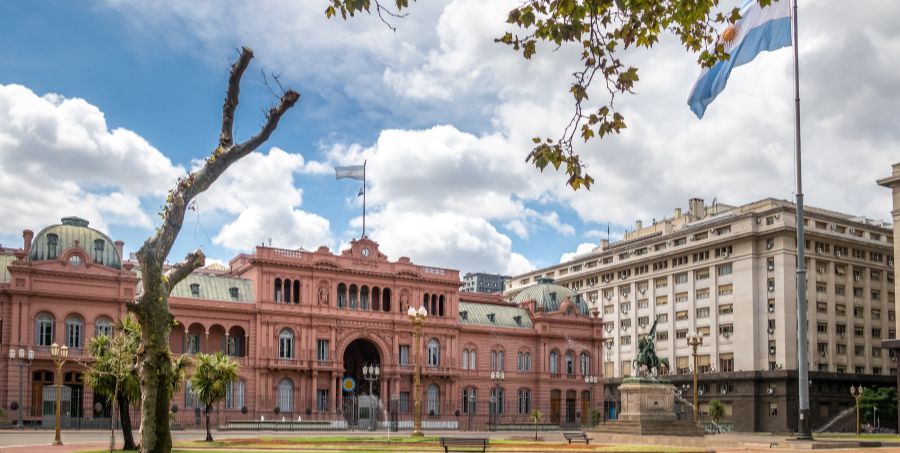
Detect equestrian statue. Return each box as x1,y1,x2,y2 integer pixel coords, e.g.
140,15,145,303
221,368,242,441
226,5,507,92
631,315,668,377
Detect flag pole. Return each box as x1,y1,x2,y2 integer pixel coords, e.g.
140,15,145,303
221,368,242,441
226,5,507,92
363,160,367,238
791,0,812,440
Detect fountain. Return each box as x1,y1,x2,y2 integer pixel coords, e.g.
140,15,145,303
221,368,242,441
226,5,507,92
595,317,705,436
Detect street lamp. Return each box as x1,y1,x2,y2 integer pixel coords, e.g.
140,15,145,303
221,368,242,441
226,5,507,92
686,331,704,424
850,385,863,435
407,305,427,437
9,348,35,428
50,342,69,446
584,375,598,426
362,364,380,431
490,370,505,430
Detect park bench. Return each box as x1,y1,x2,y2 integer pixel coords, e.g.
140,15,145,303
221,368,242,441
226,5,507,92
563,431,593,444
439,437,489,453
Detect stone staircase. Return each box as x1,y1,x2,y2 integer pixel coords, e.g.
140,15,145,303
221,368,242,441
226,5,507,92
593,419,706,436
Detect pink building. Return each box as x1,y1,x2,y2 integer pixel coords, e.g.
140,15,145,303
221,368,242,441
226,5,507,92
1,217,603,429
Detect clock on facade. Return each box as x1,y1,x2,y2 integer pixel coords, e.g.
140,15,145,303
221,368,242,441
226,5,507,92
361,248,370,257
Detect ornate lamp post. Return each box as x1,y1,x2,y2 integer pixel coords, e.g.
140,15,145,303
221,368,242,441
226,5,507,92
50,343,69,446
9,347,35,428
407,305,427,437
686,331,703,423
850,385,863,435
584,375,598,426
362,364,380,431
490,370,505,430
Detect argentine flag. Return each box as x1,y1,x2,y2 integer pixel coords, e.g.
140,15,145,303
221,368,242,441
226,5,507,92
687,0,792,119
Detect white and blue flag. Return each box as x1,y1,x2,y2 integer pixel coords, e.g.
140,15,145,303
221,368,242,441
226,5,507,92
687,0,792,119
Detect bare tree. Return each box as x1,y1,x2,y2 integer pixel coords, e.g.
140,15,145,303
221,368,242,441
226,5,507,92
128,47,299,453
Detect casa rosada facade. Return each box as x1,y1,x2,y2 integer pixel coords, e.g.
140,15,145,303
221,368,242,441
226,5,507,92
0,217,603,428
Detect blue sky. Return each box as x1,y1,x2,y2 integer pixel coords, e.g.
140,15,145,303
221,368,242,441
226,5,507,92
1,1,897,275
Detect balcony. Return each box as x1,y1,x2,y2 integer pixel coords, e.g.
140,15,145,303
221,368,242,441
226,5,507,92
266,357,308,370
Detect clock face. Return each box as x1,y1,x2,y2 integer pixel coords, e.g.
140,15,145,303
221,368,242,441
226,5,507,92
361,248,370,257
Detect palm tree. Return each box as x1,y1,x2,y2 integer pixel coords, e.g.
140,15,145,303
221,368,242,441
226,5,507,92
190,352,239,442
84,316,193,451
531,409,543,441
84,315,142,451
708,399,726,432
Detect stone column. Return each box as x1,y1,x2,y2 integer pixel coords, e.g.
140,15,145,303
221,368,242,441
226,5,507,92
877,162,900,430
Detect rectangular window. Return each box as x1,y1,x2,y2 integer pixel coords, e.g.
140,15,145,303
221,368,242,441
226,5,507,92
718,304,733,315
676,329,688,339
696,307,710,319
717,284,733,296
316,340,329,362
717,263,733,276
399,345,410,365
675,292,688,303
317,389,329,412
674,272,688,284
656,296,668,306
719,324,734,337
399,392,410,413
188,335,201,354
676,310,689,321
696,288,710,300
695,269,710,280
657,331,669,341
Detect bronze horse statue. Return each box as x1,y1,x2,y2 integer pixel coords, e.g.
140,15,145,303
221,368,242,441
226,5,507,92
632,315,665,377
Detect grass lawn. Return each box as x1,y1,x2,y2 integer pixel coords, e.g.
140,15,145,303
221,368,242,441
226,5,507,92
79,435,708,453
815,433,900,441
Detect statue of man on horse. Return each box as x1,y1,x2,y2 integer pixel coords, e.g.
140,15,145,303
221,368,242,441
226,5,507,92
632,315,667,377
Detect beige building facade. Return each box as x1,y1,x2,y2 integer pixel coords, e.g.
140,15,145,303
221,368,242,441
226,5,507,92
507,197,895,432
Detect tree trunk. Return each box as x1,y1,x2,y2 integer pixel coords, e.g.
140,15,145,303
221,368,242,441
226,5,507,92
126,47,298,453
205,404,213,442
117,393,136,451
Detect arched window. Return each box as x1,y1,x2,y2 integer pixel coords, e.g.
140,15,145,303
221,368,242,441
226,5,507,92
426,384,440,415
292,280,300,304
431,294,438,317
349,284,359,309
337,283,347,308
580,351,590,376
66,315,83,348
462,387,477,413
422,294,429,314
382,288,392,312
565,351,575,376
36,314,54,346
95,317,114,338
47,233,59,259
427,339,440,366
549,350,559,375
468,350,477,370
360,286,370,310
438,295,445,317
274,278,282,303
277,378,293,412
93,239,105,264
491,387,505,414
283,279,291,305
462,349,469,370
278,329,294,359
372,287,381,311
517,388,531,414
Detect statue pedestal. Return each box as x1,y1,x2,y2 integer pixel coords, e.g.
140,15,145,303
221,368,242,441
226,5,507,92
595,379,705,436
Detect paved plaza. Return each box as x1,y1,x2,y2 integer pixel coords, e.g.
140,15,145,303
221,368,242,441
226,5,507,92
2,430,900,452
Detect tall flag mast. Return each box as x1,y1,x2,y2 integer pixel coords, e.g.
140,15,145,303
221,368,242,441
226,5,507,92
335,161,368,238
687,0,810,439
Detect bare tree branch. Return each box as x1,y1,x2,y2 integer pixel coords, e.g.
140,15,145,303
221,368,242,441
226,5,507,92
219,47,254,149
164,249,206,288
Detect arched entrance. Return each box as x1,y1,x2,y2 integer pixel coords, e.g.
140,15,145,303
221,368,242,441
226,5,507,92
342,338,382,429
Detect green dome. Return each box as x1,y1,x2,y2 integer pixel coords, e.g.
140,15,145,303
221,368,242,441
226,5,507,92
511,278,589,314
29,217,122,269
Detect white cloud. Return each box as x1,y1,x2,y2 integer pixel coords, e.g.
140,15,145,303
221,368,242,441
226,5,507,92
98,0,899,272
560,242,597,264
0,83,184,234
195,146,334,252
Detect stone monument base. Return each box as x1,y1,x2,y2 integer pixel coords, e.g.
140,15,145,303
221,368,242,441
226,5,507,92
593,379,705,436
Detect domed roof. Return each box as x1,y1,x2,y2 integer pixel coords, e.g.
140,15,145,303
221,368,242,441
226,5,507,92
29,217,122,269
511,278,589,314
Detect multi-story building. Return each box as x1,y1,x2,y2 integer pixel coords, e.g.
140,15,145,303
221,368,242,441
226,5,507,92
506,197,895,432
461,272,511,294
0,216,602,429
